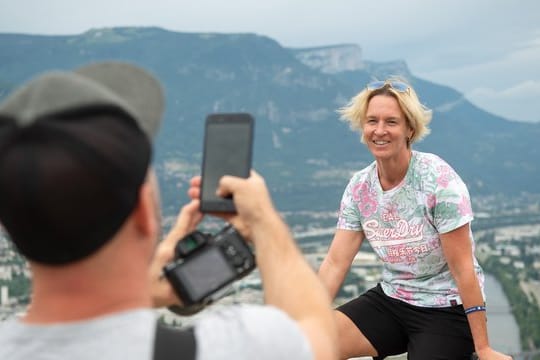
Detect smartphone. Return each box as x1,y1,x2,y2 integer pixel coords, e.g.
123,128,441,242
199,113,254,212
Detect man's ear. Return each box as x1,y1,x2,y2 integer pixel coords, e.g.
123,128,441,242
132,181,159,239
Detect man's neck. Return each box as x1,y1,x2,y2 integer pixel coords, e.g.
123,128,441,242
23,291,151,324
24,258,152,323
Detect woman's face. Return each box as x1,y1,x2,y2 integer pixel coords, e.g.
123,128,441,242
363,94,412,161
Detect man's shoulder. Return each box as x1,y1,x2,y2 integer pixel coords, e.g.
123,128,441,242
0,317,17,337
194,304,293,327
0,309,157,360
193,304,312,360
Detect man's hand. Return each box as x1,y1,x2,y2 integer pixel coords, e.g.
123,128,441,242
149,199,203,308
187,170,276,240
189,170,339,359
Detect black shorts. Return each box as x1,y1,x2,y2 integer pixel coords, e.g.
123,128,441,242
337,284,474,360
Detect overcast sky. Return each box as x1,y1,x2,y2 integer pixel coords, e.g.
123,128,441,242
1,0,539,123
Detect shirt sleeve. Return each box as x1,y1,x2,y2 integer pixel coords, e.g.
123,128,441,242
194,304,313,360
336,177,363,231
432,163,474,234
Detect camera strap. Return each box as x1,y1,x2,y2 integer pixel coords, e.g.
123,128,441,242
153,321,196,360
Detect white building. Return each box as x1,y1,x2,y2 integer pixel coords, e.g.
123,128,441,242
0,265,12,280
1,285,8,306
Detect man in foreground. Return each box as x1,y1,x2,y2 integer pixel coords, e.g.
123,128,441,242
0,61,337,359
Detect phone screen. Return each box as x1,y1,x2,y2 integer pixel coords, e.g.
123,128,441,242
200,113,254,212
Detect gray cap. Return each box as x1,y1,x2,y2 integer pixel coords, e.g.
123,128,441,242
0,62,165,265
0,61,164,141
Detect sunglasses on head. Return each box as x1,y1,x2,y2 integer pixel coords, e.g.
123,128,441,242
366,80,410,93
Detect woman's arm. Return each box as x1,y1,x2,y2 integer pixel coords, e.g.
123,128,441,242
441,223,512,360
318,229,364,300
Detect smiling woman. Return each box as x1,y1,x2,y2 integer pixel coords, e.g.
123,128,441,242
339,78,431,146
318,78,513,360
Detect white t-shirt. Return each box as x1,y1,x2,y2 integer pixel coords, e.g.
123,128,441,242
338,150,485,307
0,305,313,360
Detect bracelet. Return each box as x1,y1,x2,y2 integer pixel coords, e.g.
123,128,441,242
464,305,486,315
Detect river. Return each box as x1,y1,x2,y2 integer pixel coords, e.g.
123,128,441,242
484,273,522,354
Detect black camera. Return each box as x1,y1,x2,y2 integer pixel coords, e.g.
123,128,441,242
163,225,256,308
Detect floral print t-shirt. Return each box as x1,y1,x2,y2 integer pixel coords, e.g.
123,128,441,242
337,150,485,307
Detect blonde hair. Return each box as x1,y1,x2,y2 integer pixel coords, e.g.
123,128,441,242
338,77,432,144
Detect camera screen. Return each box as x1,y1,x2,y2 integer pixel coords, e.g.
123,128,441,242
177,247,236,301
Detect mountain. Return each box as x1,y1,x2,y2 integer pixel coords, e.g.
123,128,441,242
1,27,539,215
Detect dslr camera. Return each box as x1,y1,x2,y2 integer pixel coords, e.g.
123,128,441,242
163,225,256,308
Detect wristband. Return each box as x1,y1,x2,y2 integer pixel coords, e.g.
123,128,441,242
464,305,486,315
